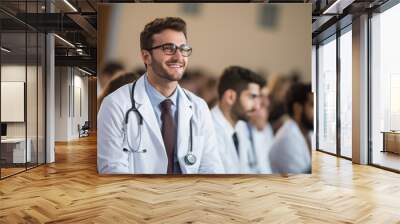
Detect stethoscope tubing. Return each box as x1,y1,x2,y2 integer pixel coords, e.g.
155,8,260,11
123,81,196,165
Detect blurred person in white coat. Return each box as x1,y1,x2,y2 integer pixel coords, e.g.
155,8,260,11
237,85,274,173
269,83,313,174
97,17,224,174
211,66,266,174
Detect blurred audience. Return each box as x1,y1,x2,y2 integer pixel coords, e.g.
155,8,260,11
97,61,313,174
268,83,313,174
180,68,218,108
267,75,292,134
133,67,146,76
98,61,126,93
211,66,266,174
179,69,208,94
199,77,218,108
244,85,274,173
98,72,141,108
288,69,302,84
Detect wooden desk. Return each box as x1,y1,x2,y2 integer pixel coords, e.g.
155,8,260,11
382,131,400,154
1,138,32,163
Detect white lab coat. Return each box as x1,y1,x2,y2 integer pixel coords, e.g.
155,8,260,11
268,119,311,174
211,106,252,174
97,75,224,174
236,122,274,174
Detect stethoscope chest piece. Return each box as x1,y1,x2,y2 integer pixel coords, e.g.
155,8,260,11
184,153,196,166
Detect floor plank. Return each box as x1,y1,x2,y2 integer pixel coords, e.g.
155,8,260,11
1,135,400,223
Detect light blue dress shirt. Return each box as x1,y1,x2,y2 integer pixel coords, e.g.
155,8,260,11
144,74,181,173
144,75,178,127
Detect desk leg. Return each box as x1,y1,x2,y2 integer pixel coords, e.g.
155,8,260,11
382,133,386,153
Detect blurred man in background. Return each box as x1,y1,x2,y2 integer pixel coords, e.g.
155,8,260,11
268,83,313,174
179,68,218,108
98,61,126,94
199,77,218,108
267,75,292,134
98,72,141,107
211,66,265,173
179,68,208,95
241,84,274,173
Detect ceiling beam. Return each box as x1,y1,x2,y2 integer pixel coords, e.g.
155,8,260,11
67,13,97,39
55,55,96,73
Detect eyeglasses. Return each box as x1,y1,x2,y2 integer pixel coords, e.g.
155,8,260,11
147,43,192,57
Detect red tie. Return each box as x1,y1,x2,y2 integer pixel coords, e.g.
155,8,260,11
160,99,176,174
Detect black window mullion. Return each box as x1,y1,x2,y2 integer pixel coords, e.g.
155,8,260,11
25,0,28,171
336,27,341,157
316,44,320,151
36,0,39,168
367,11,373,165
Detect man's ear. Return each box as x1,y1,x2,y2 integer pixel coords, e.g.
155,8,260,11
141,49,151,66
223,89,237,106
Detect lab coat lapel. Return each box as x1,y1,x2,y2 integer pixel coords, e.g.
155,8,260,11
176,86,193,173
211,106,240,173
134,76,166,155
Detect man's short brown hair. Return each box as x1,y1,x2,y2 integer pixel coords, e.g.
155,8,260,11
217,66,266,100
140,17,187,51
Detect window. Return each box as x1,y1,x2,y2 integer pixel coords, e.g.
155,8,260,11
370,2,400,171
339,27,352,158
0,1,46,179
317,35,337,154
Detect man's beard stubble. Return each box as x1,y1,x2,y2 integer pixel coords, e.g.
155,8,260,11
301,111,314,131
231,99,256,122
150,56,185,82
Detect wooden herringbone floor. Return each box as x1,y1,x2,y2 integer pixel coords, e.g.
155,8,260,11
1,135,400,223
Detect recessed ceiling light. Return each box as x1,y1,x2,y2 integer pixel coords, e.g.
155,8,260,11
77,67,93,76
1,47,11,53
54,34,75,48
63,0,78,12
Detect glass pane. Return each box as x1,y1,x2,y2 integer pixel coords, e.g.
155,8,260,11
371,4,400,171
317,36,337,154
1,31,27,177
27,31,38,169
340,28,352,158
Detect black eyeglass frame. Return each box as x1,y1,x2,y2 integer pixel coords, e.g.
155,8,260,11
146,43,192,57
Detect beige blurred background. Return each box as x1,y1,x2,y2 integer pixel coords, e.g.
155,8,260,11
98,3,311,90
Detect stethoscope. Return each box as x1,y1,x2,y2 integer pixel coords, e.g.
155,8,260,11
122,81,197,166
246,122,259,172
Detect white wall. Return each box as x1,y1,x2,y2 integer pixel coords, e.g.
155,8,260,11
54,67,89,141
55,66,69,141
99,3,311,81
71,73,89,138
1,64,46,164
1,65,36,138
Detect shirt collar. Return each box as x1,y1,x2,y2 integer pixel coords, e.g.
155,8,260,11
144,73,178,107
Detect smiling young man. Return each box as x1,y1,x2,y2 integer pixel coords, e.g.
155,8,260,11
97,17,224,174
211,66,266,173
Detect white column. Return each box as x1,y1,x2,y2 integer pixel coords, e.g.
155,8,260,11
45,1,55,163
352,14,369,164
46,33,55,163
312,45,317,150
